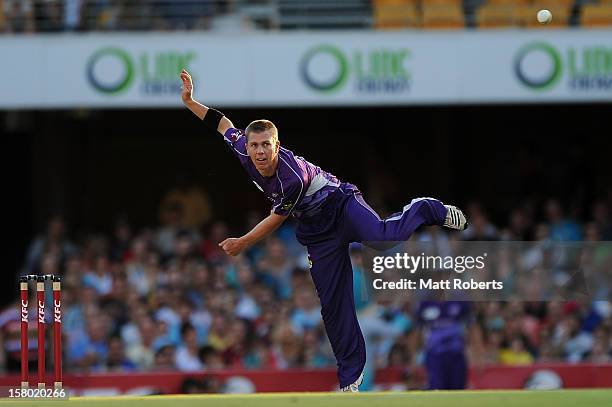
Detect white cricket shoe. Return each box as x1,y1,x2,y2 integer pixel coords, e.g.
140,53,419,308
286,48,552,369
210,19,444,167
444,205,468,230
340,372,364,392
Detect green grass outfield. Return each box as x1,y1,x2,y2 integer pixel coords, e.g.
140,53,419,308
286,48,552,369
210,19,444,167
1,390,612,407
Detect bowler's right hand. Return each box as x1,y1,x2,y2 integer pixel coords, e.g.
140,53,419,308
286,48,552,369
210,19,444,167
180,69,194,104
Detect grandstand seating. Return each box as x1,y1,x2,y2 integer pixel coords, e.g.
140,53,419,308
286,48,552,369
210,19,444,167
581,4,612,27
278,0,372,29
485,0,529,5
532,0,575,7
477,1,576,28
373,0,421,29
1,0,611,32
422,4,466,28
0,0,5,32
421,0,464,5
477,5,522,28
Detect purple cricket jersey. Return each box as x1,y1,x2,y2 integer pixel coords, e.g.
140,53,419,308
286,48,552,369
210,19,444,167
224,127,341,217
417,301,470,354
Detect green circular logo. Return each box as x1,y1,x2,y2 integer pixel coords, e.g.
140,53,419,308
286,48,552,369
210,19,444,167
87,47,134,95
300,45,349,92
514,43,562,91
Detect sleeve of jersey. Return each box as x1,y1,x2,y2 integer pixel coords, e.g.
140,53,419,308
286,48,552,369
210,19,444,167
272,179,304,217
223,127,248,159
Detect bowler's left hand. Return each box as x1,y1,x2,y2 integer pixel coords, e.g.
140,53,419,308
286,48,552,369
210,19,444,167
219,237,247,256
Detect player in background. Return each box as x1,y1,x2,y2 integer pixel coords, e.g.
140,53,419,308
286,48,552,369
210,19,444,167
416,300,471,390
180,69,468,391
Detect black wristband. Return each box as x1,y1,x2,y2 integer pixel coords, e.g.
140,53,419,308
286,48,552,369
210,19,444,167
202,108,224,131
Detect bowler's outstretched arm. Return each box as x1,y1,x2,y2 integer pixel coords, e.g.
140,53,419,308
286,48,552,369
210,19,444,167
180,69,233,135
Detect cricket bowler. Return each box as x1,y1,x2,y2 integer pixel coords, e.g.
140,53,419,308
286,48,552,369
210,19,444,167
180,69,468,391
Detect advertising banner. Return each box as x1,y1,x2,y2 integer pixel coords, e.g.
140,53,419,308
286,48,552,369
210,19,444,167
0,30,610,108
1,364,611,395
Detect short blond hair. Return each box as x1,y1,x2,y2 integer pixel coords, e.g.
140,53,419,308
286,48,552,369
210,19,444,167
245,120,278,143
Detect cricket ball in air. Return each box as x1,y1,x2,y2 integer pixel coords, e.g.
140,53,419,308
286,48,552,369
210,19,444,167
537,9,552,24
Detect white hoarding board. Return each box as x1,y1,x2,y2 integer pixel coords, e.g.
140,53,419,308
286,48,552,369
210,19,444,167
0,30,610,108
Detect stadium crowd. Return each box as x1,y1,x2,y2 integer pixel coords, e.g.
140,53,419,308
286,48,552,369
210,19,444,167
1,195,611,389
2,0,610,33
0,0,256,33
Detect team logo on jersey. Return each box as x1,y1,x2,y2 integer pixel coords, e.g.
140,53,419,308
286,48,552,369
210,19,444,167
281,201,294,211
228,130,243,142
308,255,313,269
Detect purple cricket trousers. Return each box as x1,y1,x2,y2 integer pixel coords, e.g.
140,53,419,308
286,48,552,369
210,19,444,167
426,350,467,390
296,183,448,388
